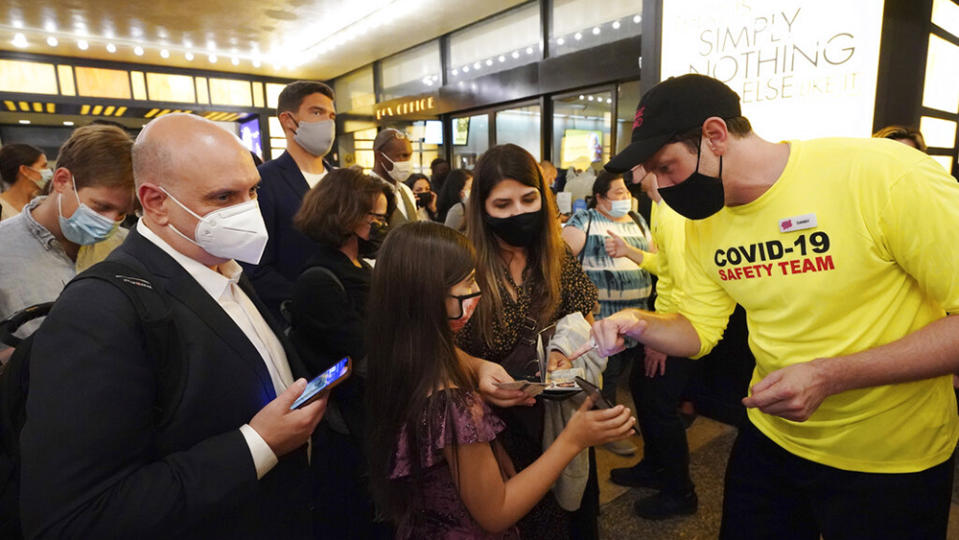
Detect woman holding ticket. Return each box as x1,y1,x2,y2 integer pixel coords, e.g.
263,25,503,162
453,144,604,538
366,222,635,540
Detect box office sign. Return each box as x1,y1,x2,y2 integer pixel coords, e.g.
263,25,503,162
375,96,436,120
661,0,885,141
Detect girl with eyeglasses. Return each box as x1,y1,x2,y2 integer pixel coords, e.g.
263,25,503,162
366,222,634,539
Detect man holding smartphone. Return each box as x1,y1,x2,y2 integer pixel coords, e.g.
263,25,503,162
20,114,327,538
585,74,959,538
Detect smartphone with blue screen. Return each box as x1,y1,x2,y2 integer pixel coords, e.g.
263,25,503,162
290,357,352,410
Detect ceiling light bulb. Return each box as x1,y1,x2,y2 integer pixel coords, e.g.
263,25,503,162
106,43,117,53
462,66,470,73
574,32,582,40
19,120,30,124
253,59,262,68
612,20,621,29
633,15,642,24
231,57,239,65
134,46,144,56
579,95,585,100
208,54,217,63
77,40,89,50
452,68,459,75
63,121,75,126
44,21,57,32
185,51,194,61
160,49,170,58
473,62,481,69
557,37,565,45
526,47,533,54
588,96,594,101
11,33,28,48
511,51,520,59
606,98,612,104
485,59,493,66
592,26,600,35
498,55,505,62
12,20,23,29
47,36,58,47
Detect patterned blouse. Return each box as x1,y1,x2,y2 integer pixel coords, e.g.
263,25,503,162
456,250,598,364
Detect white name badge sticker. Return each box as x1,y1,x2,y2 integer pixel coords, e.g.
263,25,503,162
779,213,817,233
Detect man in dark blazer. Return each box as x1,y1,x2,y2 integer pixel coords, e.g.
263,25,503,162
20,114,328,538
242,81,336,322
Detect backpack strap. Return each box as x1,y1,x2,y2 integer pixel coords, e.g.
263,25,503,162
70,259,184,427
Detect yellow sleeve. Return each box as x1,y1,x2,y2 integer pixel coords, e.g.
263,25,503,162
638,250,662,275
880,158,959,313
676,223,737,359
653,276,678,314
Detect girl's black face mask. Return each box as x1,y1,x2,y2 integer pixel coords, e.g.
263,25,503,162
657,141,725,220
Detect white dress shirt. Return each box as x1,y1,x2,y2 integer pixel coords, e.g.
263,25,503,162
137,220,293,479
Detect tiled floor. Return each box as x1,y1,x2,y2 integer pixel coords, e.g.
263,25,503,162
594,381,959,539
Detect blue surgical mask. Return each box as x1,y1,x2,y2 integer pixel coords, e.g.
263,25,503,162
29,167,53,190
57,175,120,245
607,198,631,218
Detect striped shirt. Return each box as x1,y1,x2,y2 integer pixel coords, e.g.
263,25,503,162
567,208,653,320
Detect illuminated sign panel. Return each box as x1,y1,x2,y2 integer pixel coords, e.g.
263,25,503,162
661,1,885,141
375,96,436,120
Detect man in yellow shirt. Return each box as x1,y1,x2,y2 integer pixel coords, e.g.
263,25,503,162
587,74,959,538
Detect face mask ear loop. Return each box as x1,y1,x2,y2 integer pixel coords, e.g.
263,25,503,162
695,136,703,174
71,175,83,205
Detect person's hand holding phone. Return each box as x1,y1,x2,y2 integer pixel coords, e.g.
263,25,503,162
249,378,328,458
557,396,636,451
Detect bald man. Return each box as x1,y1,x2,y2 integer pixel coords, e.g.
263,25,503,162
20,114,327,538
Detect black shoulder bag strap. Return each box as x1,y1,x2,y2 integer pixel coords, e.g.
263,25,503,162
578,211,594,264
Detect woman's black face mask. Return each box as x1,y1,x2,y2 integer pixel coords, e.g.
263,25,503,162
483,210,543,248
657,140,725,220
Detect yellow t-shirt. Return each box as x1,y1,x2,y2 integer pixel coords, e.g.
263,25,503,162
639,200,688,314
679,137,959,473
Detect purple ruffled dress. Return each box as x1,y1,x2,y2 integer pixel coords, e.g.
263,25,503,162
389,390,521,540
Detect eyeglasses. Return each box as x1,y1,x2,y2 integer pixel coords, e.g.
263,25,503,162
368,212,388,222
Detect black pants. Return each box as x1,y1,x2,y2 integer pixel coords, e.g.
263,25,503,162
311,423,392,540
720,421,954,540
629,346,696,495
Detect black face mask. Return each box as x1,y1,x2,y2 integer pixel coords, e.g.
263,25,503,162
483,210,543,248
358,221,389,258
415,191,432,208
657,142,725,220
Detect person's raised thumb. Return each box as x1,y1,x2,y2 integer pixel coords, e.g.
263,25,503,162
577,394,596,413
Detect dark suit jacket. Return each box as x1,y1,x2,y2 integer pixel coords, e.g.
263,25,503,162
242,151,324,322
20,229,313,539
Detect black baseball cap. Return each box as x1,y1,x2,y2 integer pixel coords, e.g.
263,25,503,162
606,74,742,173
